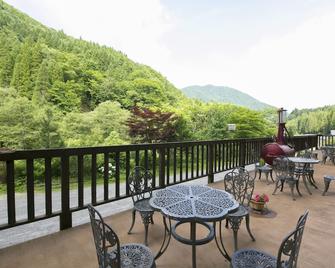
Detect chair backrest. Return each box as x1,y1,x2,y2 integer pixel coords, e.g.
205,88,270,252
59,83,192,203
224,167,255,206
277,211,309,268
128,166,153,203
87,205,121,268
273,157,295,180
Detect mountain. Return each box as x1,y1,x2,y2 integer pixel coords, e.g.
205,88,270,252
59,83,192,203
0,0,185,112
182,85,273,110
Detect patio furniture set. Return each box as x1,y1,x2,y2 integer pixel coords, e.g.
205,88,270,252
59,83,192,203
87,164,310,268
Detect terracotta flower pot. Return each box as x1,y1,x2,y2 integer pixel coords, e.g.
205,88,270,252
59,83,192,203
250,199,265,211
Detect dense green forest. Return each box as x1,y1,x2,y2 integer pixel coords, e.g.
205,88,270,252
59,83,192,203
287,105,335,135
182,85,273,110
0,1,333,152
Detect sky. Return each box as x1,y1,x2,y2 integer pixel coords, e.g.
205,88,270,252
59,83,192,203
4,0,335,111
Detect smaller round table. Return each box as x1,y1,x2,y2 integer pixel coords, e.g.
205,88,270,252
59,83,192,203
150,184,239,268
287,157,320,194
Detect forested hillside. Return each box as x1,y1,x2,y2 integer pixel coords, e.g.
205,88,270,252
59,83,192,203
182,85,273,110
0,1,276,149
287,105,335,135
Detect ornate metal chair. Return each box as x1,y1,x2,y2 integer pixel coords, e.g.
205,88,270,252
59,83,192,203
231,210,309,268
87,205,155,268
272,157,300,201
127,166,155,246
224,167,256,251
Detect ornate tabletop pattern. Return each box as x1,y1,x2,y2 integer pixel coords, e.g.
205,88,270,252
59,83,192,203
150,185,239,221
287,157,320,164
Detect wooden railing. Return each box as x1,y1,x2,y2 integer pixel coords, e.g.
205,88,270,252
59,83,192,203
0,135,318,230
318,135,335,147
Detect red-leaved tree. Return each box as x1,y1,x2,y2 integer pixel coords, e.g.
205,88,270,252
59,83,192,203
127,106,177,143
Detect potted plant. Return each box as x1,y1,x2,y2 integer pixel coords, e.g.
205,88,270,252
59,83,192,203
250,193,269,211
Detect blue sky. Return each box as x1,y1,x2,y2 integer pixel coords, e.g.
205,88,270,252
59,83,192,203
5,0,335,110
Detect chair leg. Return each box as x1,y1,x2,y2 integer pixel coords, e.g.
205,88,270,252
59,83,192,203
151,215,154,224
128,209,136,234
245,214,255,242
141,212,154,246
225,218,229,228
281,179,286,191
296,181,302,196
288,182,296,201
270,171,275,182
272,180,281,195
228,217,243,251
323,179,331,196
144,222,149,246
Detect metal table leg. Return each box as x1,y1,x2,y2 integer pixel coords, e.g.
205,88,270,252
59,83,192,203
155,215,172,260
214,220,231,262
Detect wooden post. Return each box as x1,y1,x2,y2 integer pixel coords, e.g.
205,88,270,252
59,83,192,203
239,139,246,167
60,156,72,230
159,147,166,188
208,143,214,184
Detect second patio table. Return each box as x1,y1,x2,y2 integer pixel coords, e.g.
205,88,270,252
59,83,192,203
150,184,239,268
287,157,320,194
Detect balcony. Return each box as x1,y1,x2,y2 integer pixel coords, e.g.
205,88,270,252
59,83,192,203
0,135,335,267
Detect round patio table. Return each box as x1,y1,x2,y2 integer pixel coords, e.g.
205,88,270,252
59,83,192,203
150,184,239,268
287,157,320,194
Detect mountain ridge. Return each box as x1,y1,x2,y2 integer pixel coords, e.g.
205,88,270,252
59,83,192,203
182,84,273,110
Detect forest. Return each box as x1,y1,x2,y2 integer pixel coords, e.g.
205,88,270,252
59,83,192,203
0,0,333,152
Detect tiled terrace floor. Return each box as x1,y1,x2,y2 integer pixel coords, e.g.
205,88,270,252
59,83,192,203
1,159,335,268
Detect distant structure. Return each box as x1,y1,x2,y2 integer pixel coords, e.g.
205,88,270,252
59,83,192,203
261,108,295,164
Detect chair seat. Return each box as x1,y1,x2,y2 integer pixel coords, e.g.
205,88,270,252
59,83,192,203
231,248,277,268
134,199,154,213
109,243,155,268
228,205,249,218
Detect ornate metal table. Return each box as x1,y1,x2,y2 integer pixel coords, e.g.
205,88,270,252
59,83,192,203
288,157,320,194
149,184,239,268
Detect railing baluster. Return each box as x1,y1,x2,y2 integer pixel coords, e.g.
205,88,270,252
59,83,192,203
180,146,183,181
45,157,52,216
6,160,15,226
152,149,156,188
26,159,34,221
196,145,199,177
185,146,189,180
191,146,194,178
218,143,221,171
159,148,165,188
208,143,214,184
144,150,149,170
60,156,71,230
104,153,109,201
77,155,84,208
214,144,217,172
173,147,177,183
135,150,140,166
201,145,204,176
115,152,120,198
91,154,97,205
126,151,130,195
166,148,170,185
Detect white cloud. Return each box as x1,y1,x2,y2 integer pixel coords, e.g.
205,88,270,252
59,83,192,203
227,11,335,110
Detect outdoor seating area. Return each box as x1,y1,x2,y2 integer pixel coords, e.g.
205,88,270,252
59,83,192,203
1,154,335,268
